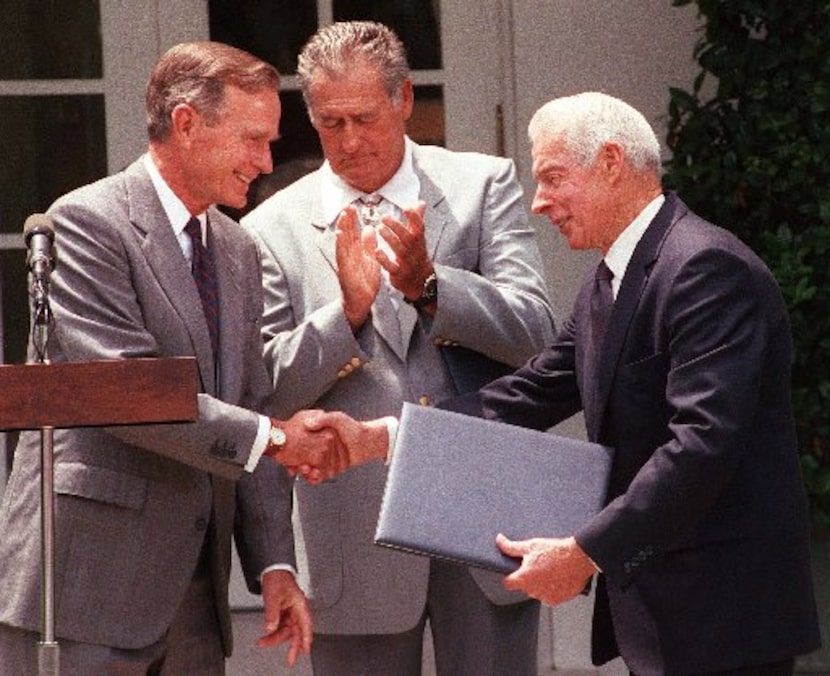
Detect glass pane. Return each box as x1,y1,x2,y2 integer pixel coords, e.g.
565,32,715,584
257,90,322,205
208,0,319,75
0,96,107,235
0,95,106,366
333,0,442,69
0,0,102,79
0,249,29,365
410,85,444,146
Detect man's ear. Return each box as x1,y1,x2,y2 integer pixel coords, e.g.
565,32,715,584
600,142,625,183
170,103,199,143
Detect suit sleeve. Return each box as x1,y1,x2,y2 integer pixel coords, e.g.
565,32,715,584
429,157,556,365
45,200,262,480
248,226,366,418
439,315,582,427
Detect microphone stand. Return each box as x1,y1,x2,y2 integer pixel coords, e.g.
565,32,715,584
31,274,59,676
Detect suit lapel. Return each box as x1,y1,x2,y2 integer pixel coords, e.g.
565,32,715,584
208,208,249,399
125,161,218,394
590,194,683,437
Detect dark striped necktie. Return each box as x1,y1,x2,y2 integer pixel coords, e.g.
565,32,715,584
184,217,219,356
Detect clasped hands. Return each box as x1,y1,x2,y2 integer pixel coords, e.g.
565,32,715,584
267,410,391,484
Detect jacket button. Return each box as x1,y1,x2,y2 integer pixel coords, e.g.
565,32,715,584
195,518,208,531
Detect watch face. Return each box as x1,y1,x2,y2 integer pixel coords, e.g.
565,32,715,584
423,276,438,299
270,426,287,447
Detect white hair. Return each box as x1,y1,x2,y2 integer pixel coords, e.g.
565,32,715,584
528,92,661,172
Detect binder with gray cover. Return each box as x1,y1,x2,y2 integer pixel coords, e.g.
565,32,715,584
375,403,614,573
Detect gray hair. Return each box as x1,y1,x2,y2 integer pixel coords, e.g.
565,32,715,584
296,21,410,111
528,92,661,172
146,41,280,142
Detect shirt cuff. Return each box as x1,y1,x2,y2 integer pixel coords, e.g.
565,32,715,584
260,563,298,581
245,415,271,472
384,416,398,465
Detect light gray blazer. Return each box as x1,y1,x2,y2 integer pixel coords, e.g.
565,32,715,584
0,158,294,654
243,143,555,634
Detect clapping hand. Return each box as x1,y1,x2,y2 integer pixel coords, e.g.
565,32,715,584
373,201,433,304
335,205,381,332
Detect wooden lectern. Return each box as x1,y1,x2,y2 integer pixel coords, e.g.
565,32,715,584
0,356,199,676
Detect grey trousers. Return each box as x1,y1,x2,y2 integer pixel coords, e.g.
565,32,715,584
0,568,224,676
310,558,540,676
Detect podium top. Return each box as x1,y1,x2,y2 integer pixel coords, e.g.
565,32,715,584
0,357,198,430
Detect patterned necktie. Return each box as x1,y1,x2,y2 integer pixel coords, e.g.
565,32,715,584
359,194,382,228
184,217,219,356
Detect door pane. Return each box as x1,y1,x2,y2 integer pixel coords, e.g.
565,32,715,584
333,0,442,69
208,0,319,75
0,96,107,235
411,85,444,146
209,1,446,219
0,0,102,79
0,95,106,366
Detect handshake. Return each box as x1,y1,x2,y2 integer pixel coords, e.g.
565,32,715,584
263,410,393,483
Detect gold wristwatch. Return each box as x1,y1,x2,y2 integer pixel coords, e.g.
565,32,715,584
268,423,287,455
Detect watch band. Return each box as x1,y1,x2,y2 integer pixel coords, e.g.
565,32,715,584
406,272,438,309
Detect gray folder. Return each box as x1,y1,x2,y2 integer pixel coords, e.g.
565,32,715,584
374,403,614,573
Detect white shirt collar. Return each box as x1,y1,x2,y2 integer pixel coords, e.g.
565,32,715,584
143,154,205,241
320,137,421,225
604,194,665,297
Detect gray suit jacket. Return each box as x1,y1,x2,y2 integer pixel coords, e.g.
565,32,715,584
243,143,555,634
0,158,295,654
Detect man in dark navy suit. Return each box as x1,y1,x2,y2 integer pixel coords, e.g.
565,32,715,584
319,91,821,676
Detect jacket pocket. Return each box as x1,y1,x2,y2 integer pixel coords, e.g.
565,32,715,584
55,462,148,511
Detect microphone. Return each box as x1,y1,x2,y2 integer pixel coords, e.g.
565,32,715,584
23,213,56,280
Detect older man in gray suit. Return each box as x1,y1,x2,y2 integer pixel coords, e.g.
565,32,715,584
242,21,555,676
0,41,343,675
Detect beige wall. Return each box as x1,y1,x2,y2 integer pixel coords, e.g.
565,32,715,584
510,0,703,318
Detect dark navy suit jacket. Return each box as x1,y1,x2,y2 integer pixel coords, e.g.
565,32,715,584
443,193,820,675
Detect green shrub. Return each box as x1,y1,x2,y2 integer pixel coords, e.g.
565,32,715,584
664,0,830,528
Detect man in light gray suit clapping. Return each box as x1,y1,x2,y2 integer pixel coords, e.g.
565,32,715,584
243,20,555,676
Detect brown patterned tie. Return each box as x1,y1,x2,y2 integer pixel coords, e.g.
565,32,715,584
359,194,382,228
184,217,219,356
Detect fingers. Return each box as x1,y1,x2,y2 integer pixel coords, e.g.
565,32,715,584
334,205,360,242
497,533,530,592
335,206,380,330
273,413,348,479
258,573,313,665
496,532,529,557
374,204,432,297
360,220,378,254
